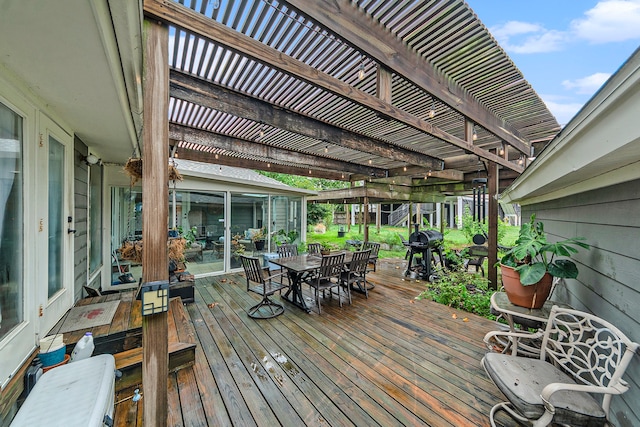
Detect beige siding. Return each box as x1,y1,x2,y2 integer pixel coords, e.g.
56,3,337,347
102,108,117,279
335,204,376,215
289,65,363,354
522,178,640,426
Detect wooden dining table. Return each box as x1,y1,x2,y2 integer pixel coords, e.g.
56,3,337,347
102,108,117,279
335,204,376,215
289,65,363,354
269,251,355,313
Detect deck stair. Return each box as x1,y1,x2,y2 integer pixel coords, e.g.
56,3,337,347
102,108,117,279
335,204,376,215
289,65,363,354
114,341,196,391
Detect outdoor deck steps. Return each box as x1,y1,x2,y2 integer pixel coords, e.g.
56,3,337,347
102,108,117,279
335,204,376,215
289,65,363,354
114,341,196,391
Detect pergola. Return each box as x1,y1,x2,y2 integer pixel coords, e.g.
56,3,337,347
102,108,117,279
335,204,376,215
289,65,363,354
138,0,560,423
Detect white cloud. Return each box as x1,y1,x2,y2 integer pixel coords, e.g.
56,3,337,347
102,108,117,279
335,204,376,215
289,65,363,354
562,73,612,94
571,0,640,43
490,21,566,53
539,95,584,126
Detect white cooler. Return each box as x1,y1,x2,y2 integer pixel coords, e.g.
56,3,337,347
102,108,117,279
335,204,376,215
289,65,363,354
11,354,116,427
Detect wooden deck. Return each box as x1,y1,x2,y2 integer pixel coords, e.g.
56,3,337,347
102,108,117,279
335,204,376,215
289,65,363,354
113,259,505,426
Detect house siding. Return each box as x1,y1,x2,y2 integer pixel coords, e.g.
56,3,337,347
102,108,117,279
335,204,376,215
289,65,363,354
521,178,640,427
73,138,89,301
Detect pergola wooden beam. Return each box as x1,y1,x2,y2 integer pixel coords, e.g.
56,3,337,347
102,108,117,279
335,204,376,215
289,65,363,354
173,143,347,180
170,70,441,169
169,124,384,177
285,0,531,156
143,0,523,173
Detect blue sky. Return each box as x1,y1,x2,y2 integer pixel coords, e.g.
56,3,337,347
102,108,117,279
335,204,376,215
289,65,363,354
470,0,640,125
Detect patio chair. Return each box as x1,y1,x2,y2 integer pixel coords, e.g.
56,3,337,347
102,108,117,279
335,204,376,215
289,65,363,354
340,249,370,298
482,306,639,427
307,242,321,255
361,241,380,272
240,255,288,319
302,252,345,314
276,243,298,257
463,244,488,276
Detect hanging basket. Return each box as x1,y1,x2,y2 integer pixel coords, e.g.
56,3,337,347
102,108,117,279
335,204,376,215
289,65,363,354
124,158,143,186
124,158,184,184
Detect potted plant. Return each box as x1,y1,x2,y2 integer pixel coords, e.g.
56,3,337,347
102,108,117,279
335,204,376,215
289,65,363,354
499,214,589,308
337,226,346,238
320,242,336,255
252,228,266,251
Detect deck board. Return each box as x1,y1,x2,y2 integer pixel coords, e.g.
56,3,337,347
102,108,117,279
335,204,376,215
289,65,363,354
114,259,506,426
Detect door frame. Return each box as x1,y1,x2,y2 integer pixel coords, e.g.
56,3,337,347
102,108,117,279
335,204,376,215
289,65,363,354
37,113,74,335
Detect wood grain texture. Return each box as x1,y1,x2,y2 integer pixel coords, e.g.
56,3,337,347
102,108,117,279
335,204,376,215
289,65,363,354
142,18,169,427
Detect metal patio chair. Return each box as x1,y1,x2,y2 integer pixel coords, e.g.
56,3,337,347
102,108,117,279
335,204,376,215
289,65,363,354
307,242,321,255
302,252,345,314
276,243,298,257
240,255,288,319
340,249,370,299
361,241,380,272
482,306,639,427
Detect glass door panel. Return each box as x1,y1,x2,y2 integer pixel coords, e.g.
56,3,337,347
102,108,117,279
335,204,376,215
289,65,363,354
48,137,64,297
230,193,267,269
270,195,302,252
174,190,225,275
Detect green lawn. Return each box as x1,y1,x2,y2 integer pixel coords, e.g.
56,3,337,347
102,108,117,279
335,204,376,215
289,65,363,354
305,224,519,259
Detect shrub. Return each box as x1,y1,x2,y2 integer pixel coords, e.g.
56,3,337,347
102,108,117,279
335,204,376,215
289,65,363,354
416,269,495,319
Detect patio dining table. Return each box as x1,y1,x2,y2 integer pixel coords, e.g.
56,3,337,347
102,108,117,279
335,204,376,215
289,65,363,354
270,251,355,313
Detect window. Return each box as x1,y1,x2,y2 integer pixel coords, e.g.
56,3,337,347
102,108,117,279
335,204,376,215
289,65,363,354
0,101,24,340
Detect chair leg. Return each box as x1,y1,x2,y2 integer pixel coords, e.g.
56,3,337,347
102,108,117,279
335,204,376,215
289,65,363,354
248,296,285,319
315,287,322,314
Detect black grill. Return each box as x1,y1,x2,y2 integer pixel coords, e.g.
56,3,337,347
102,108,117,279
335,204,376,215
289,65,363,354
404,224,445,280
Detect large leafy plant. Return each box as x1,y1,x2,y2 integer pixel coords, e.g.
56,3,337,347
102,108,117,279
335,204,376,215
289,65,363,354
500,215,589,285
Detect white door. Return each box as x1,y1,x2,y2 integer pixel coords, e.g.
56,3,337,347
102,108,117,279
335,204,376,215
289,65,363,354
37,114,73,334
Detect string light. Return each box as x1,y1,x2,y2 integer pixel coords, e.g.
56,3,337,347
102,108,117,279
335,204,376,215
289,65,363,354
428,170,432,176
358,56,365,81
215,153,219,159
259,128,265,138
324,145,328,153
429,99,436,119
368,159,372,165
499,144,504,156
472,125,478,141
403,166,407,172
267,163,271,168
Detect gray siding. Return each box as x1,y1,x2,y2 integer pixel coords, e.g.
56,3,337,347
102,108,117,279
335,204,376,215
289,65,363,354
522,178,640,427
73,137,89,301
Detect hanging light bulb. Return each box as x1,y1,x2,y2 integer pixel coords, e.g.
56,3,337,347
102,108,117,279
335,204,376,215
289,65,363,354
518,156,524,165
472,126,478,141
259,128,265,138
368,159,372,165
428,170,432,177
215,153,219,159
267,163,271,168
324,145,328,153
403,166,407,172
429,99,436,119
499,144,504,156
358,56,365,81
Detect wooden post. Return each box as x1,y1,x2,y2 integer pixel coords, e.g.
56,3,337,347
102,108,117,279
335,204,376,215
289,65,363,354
363,196,369,242
376,203,381,233
487,155,499,290
142,19,169,426
408,203,413,236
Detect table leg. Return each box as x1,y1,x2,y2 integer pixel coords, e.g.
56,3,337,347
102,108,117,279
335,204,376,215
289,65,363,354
282,271,310,313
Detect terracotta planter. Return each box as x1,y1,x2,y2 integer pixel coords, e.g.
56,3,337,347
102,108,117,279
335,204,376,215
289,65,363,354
500,264,553,309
